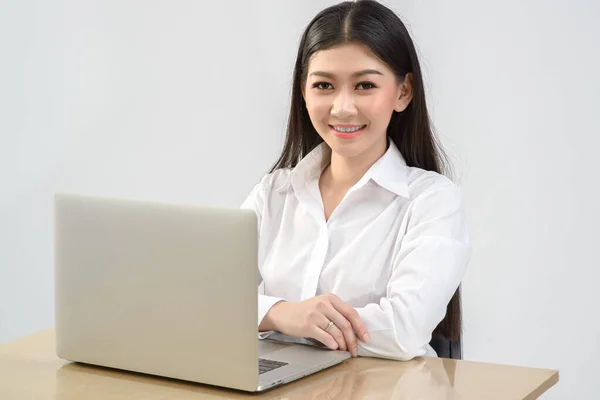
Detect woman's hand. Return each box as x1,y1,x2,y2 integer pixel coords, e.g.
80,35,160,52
260,293,369,357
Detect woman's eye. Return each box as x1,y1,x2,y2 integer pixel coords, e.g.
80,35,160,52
313,82,334,90
356,82,376,90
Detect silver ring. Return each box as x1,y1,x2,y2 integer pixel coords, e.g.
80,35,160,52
324,321,334,332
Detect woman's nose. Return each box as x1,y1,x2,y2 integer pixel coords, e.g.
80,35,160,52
331,91,358,119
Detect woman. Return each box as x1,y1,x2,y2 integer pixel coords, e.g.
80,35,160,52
242,0,471,361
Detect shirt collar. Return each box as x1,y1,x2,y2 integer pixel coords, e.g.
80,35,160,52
274,143,330,193
368,140,410,198
275,140,410,198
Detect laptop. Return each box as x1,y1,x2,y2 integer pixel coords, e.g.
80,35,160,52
53,193,350,392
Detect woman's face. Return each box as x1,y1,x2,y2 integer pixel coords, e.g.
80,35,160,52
303,42,413,162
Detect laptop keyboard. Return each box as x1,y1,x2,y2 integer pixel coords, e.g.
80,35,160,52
259,358,288,375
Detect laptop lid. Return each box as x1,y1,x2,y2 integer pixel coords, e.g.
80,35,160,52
54,193,259,391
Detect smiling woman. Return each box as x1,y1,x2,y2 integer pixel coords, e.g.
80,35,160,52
241,0,470,361
302,42,412,162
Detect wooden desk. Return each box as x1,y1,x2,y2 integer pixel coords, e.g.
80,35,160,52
0,329,558,399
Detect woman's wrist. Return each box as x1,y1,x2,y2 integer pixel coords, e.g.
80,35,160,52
259,300,288,332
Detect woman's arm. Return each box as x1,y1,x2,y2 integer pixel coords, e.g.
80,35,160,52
240,176,286,328
355,183,471,361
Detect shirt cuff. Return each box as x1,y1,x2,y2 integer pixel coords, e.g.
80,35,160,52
258,331,276,340
258,294,285,326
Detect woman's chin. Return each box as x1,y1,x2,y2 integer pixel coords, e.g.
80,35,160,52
323,133,386,160
326,139,369,159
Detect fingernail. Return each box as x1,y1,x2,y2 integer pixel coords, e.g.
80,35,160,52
363,333,369,342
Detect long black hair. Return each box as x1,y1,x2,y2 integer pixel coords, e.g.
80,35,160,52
270,0,461,342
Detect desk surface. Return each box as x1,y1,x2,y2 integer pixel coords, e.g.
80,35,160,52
0,330,558,400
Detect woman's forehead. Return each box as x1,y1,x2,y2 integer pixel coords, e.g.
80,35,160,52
307,43,391,77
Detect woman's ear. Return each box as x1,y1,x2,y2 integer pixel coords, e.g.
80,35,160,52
394,72,414,112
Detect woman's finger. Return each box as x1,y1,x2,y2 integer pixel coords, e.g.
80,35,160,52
310,324,339,350
328,294,369,342
324,306,358,356
325,323,347,352
315,314,346,351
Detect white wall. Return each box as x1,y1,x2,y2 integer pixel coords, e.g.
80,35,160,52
2,0,598,398
0,0,308,341
398,1,600,399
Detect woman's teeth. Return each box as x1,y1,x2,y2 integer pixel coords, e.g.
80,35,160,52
331,125,366,133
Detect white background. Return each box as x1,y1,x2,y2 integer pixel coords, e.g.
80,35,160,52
2,1,599,398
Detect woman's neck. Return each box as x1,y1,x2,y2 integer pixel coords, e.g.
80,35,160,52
322,139,388,190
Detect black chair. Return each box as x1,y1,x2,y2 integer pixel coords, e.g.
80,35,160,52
429,287,463,359
429,336,462,359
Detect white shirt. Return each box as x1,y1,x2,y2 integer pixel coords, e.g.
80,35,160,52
241,141,471,361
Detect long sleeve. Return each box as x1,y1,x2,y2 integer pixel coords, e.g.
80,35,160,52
355,183,471,361
240,177,285,328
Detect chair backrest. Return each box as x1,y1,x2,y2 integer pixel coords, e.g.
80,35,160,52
429,336,462,359
430,285,463,359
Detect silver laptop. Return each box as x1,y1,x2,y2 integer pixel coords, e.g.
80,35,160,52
53,193,350,392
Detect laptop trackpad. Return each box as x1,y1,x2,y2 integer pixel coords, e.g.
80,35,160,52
259,339,294,356
259,338,347,365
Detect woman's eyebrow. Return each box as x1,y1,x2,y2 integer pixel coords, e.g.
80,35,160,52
308,69,384,79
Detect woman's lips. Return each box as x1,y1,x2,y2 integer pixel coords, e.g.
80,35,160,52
329,124,367,139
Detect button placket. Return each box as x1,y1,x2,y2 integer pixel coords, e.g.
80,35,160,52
301,223,329,299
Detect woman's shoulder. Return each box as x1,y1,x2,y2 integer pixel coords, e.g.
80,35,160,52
241,168,293,211
252,167,294,193
405,167,462,203
402,167,469,244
